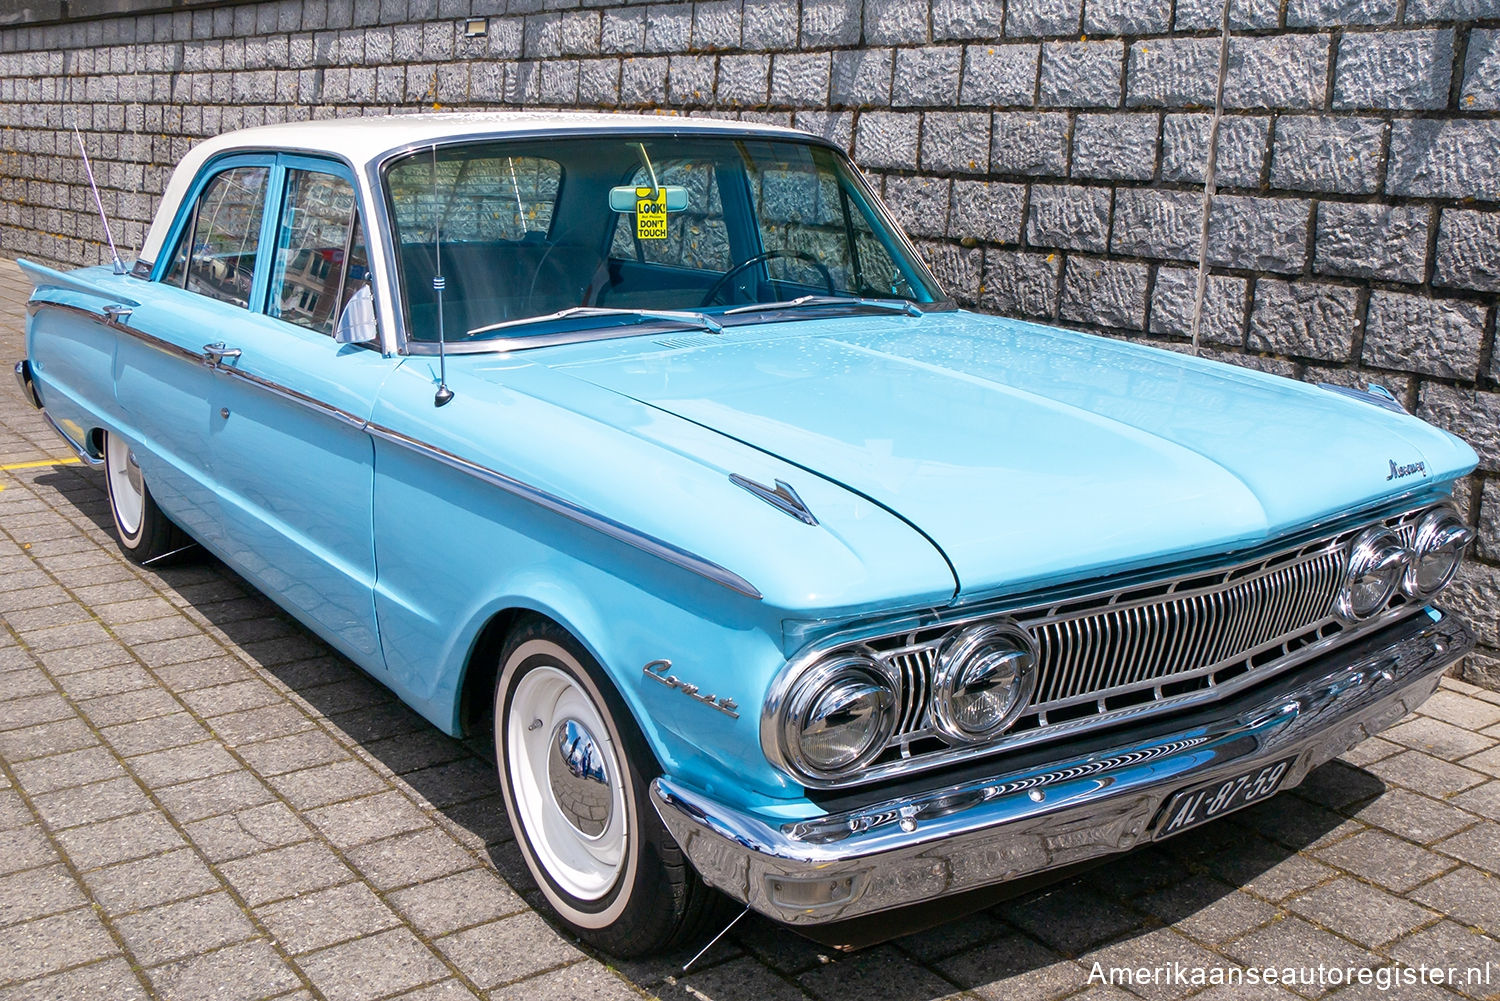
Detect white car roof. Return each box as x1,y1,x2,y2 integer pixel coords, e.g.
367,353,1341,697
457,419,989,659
138,111,812,267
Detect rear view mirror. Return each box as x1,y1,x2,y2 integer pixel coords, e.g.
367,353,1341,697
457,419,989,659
334,284,378,345
608,185,689,213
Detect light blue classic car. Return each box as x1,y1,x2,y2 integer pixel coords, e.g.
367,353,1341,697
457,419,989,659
14,113,1479,955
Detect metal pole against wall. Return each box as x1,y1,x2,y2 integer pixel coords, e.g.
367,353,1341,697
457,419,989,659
1189,0,1234,356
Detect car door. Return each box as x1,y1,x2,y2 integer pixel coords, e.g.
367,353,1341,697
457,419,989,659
114,155,276,549
202,155,397,665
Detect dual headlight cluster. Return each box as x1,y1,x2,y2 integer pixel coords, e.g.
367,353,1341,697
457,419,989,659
1337,504,1472,621
777,623,1037,781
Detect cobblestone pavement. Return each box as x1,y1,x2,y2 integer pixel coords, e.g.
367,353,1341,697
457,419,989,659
1,256,1499,1001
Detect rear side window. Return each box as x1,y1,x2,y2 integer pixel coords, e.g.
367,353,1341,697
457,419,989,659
267,169,359,336
164,165,269,308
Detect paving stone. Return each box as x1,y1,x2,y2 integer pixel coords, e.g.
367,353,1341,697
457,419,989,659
1314,829,1454,893
490,961,652,1001
400,758,499,811
0,716,95,762
0,957,148,1001
1137,878,1280,943
1367,749,1487,796
81,848,221,915
147,939,300,1001
1388,921,1500,985
30,775,151,831
1435,821,1500,872
1086,928,1231,1000
344,829,480,892
1397,710,1496,758
184,802,312,864
1454,780,1500,821
209,704,318,746
52,810,185,871
361,730,469,776
0,693,73,733
999,882,1146,954
0,863,86,927
115,891,259,966
1421,690,1500,732
64,664,157,700
1350,788,1477,844
179,679,286,718
1286,878,1437,948
269,759,390,811
1224,918,1378,997
301,927,450,1001
76,687,184,728
387,868,525,938
0,907,118,984
127,741,240,789
237,729,350,776
258,882,403,954
100,712,210,757
306,790,431,848
934,932,1090,1000
218,839,352,906
154,769,276,824
154,657,258,692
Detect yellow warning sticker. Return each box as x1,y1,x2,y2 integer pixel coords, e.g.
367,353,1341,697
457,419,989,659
635,187,668,240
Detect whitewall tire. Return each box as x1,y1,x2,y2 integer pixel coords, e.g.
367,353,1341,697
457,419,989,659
493,616,724,956
103,431,189,564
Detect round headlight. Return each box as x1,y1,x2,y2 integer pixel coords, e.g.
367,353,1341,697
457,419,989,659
1337,526,1407,621
932,623,1037,742
1403,506,1473,599
783,656,897,775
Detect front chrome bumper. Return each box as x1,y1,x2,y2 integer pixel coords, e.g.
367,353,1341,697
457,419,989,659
651,608,1472,927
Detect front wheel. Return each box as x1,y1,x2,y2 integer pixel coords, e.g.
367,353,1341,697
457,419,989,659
103,431,190,564
494,617,723,956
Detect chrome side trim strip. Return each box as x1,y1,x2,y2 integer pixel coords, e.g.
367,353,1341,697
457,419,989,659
28,299,759,600
364,423,763,600
41,411,102,466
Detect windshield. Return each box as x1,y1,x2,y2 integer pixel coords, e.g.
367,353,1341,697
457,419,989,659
384,134,944,346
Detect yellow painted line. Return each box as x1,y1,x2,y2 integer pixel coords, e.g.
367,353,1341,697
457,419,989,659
0,457,82,471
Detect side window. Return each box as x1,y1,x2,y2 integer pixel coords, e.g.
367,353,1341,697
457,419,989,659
267,169,359,336
165,165,270,307
609,160,730,272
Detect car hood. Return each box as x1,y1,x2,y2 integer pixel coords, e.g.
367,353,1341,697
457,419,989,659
537,312,1477,600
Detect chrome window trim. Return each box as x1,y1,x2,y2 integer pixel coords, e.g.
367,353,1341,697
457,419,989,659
764,496,1451,790
366,128,947,355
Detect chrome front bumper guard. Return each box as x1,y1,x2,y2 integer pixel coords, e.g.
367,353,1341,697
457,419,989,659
651,608,1472,926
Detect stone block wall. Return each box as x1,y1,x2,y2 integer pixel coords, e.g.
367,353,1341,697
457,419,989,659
0,0,1497,680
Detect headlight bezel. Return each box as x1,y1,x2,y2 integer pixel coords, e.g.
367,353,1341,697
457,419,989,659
1336,525,1409,621
1402,505,1473,600
778,654,898,780
930,622,1037,742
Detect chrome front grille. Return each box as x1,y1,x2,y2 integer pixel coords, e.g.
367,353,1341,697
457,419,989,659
1027,545,1348,717
850,504,1431,773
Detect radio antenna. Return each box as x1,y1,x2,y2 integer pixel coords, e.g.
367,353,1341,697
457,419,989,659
430,143,453,407
73,125,126,276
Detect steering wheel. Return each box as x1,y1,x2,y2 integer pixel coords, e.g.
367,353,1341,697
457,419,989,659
699,249,837,307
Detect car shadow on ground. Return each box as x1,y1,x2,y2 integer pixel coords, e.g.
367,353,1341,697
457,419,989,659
39,467,1390,999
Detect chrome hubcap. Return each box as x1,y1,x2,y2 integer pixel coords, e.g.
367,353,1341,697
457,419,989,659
547,718,613,839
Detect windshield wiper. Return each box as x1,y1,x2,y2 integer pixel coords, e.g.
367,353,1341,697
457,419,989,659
467,306,722,339
722,295,924,317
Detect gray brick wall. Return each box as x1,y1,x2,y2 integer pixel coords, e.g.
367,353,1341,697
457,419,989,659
0,0,1497,681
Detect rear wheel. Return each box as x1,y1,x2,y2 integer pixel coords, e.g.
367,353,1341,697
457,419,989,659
103,431,189,564
494,616,723,956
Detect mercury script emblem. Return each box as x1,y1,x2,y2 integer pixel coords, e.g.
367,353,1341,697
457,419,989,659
1386,458,1427,480
642,660,739,718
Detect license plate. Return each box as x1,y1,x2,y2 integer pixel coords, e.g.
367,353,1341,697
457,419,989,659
1153,756,1296,840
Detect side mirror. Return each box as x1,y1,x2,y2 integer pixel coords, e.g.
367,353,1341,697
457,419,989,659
334,284,377,345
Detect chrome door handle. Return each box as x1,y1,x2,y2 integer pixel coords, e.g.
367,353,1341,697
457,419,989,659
202,342,242,366
101,304,132,324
